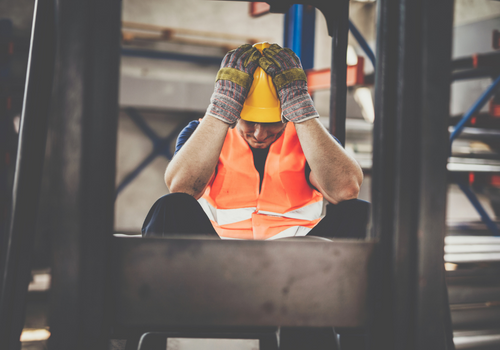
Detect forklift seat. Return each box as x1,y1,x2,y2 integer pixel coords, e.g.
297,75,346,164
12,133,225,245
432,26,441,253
117,199,372,350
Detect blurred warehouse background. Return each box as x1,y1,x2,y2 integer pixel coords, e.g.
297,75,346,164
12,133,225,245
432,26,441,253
3,0,500,233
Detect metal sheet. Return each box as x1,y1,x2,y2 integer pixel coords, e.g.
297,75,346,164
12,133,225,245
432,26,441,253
445,245,500,254
453,333,500,350
445,236,500,245
448,285,500,305
451,305,500,329
446,266,500,286
447,157,500,172
445,253,500,263
113,237,376,328
453,330,500,350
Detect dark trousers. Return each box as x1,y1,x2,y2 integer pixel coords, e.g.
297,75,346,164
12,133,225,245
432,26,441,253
142,192,369,239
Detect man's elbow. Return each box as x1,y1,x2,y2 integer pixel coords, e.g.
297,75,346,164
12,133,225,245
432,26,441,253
325,177,362,204
166,177,204,200
164,174,181,194
338,181,361,201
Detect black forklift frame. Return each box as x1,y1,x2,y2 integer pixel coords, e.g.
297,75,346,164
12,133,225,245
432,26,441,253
0,0,455,349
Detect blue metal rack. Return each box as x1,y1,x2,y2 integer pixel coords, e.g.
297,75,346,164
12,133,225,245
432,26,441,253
350,16,500,237
450,75,500,236
283,4,315,69
348,20,376,68
284,9,376,70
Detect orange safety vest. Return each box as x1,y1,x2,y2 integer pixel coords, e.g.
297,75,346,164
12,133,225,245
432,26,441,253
198,122,324,240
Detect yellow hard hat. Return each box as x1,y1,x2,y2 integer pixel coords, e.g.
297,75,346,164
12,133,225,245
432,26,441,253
240,42,282,123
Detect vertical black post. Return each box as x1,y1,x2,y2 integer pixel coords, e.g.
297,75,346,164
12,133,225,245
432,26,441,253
416,0,454,348
369,0,399,345
0,0,56,349
329,0,349,145
385,0,423,348
0,19,14,275
370,0,454,349
46,0,121,349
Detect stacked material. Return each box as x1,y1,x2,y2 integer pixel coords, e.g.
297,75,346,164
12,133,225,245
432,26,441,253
445,235,500,349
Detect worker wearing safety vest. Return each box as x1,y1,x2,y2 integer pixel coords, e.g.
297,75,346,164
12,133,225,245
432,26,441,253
142,42,363,240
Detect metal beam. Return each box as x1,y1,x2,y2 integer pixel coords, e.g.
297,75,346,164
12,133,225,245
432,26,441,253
328,0,349,145
113,237,376,328
348,20,376,69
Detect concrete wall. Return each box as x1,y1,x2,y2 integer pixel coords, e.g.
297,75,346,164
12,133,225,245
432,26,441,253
454,0,500,26
122,0,284,44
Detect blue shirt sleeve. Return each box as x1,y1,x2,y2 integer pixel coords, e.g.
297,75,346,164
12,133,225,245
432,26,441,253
174,120,200,156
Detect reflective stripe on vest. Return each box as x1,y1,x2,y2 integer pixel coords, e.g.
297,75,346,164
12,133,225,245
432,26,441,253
200,122,324,240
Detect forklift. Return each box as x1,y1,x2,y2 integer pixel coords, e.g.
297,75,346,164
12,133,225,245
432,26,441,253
0,0,457,349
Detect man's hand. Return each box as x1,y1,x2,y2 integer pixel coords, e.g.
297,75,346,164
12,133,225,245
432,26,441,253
259,44,319,123
206,44,261,126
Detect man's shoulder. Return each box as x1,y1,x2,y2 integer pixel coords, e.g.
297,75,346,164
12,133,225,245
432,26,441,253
175,120,200,155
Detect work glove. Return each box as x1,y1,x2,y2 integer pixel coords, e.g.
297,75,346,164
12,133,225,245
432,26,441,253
259,44,319,123
206,44,261,126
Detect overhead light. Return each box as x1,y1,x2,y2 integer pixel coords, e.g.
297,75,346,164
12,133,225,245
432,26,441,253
20,329,51,342
28,272,51,292
13,114,20,134
444,263,458,271
353,87,374,123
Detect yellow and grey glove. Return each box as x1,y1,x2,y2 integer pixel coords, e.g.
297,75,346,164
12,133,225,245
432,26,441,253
259,44,319,123
206,44,261,125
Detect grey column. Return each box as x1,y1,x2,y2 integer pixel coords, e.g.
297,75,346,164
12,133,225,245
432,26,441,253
46,0,121,349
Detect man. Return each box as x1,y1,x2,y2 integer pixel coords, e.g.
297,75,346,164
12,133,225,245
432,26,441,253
142,43,363,239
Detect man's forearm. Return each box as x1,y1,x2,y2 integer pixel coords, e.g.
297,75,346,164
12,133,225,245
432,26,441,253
165,116,230,199
295,118,363,204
